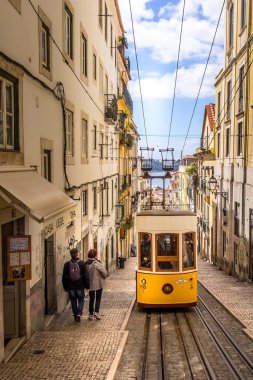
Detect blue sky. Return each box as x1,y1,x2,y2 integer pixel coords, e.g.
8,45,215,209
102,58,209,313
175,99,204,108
118,0,225,159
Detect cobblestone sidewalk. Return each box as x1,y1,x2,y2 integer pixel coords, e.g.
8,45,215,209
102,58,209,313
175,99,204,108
198,256,253,337
0,258,136,380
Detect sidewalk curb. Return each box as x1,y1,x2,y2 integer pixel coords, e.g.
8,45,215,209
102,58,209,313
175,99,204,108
106,295,136,380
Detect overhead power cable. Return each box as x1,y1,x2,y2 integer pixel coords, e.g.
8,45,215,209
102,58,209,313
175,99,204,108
181,0,225,156
167,0,186,149
128,0,149,148
28,0,104,116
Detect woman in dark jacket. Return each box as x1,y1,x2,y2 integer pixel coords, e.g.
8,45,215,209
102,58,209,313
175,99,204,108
86,249,107,320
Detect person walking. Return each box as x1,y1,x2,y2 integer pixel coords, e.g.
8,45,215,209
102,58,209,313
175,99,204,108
86,249,107,320
62,247,90,322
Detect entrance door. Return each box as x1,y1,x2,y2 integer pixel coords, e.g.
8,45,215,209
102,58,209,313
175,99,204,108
249,209,253,281
2,218,24,341
44,235,55,315
105,244,109,271
82,234,89,260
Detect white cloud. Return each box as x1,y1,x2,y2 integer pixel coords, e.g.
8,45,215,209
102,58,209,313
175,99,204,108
118,0,225,99
129,63,218,99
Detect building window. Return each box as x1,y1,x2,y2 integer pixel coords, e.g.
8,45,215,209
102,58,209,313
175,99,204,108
98,0,103,29
99,63,104,100
234,202,240,237
217,132,220,158
110,24,113,56
0,73,19,150
64,4,73,59
237,122,243,156
226,128,230,157
111,180,114,209
82,190,88,215
93,52,97,81
81,118,88,158
105,2,108,41
81,33,88,78
105,135,109,159
226,80,231,120
42,149,52,182
93,186,97,211
223,231,226,257
93,125,97,150
238,65,244,113
105,74,109,96
66,110,73,155
100,132,104,159
41,24,50,70
241,0,246,29
217,91,221,127
228,4,234,48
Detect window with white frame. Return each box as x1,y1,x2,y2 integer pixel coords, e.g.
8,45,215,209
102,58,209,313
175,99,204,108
238,65,244,113
228,4,234,48
226,80,231,120
217,132,220,158
217,91,221,126
0,75,17,150
41,24,50,70
105,2,108,41
100,132,104,159
42,149,52,182
93,186,97,211
81,33,88,78
66,109,73,155
111,179,114,209
81,118,88,158
93,52,97,81
99,63,103,100
105,135,109,159
237,122,243,156
82,189,88,216
64,4,73,59
98,0,103,29
226,127,230,157
105,74,109,96
241,0,246,30
93,124,97,150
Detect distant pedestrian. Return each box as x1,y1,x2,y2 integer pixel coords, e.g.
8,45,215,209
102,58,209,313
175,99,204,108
86,249,107,320
62,248,90,322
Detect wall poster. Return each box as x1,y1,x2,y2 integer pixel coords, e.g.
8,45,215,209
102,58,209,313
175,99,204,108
7,235,32,281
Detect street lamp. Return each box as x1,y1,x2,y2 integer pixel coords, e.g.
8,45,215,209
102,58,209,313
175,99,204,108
208,175,218,193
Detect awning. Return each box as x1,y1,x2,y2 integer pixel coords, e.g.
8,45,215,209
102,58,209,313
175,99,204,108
0,170,75,222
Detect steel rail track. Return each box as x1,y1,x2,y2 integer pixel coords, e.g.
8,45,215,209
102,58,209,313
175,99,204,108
197,295,253,379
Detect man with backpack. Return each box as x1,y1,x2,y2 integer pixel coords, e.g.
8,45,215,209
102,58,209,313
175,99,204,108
62,248,90,322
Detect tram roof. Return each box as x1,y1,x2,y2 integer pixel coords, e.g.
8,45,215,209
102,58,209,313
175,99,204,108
137,210,196,217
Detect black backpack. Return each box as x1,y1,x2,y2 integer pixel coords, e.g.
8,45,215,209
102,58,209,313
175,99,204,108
69,260,81,281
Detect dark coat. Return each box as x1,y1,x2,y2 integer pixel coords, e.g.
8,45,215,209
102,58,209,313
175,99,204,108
62,259,90,291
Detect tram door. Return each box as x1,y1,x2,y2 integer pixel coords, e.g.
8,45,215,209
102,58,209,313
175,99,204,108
44,235,56,315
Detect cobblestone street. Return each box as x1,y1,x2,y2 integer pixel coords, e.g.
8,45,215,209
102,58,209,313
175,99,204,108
0,258,136,380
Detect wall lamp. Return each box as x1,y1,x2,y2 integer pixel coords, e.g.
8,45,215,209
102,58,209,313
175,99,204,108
208,175,229,199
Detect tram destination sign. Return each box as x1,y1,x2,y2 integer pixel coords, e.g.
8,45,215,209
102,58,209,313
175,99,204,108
7,235,32,281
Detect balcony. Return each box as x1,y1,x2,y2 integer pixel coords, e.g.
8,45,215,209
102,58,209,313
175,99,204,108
118,111,128,130
104,94,117,125
119,133,134,149
122,83,133,113
115,203,124,225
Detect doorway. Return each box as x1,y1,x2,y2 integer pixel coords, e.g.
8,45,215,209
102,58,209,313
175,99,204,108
44,235,56,315
105,244,109,271
2,218,25,343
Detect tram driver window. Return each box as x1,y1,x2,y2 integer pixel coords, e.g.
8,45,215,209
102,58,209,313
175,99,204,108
156,234,179,271
182,232,195,269
139,233,152,270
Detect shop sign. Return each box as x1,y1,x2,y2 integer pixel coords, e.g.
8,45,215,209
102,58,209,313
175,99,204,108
42,207,76,239
7,235,31,281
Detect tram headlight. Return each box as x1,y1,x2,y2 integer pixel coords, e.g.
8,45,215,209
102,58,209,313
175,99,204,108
162,283,173,294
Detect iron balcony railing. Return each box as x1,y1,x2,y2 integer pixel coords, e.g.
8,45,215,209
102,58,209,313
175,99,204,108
122,82,133,113
104,94,117,124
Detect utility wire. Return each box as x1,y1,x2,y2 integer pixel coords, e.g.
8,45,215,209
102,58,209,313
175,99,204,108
128,0,149,148
167,0,186,149
28,0,104,116
181,0,225,156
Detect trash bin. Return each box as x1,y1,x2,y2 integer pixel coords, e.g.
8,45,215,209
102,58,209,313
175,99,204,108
118,257,126,269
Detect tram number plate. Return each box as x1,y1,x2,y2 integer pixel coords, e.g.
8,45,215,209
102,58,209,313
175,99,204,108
176,279,188,284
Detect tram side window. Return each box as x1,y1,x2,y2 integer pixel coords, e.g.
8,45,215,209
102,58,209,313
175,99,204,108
156,234,178,271
182,232,195,269
139,233,152,270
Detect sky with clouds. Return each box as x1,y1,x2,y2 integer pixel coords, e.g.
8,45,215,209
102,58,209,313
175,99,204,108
118,0,225,160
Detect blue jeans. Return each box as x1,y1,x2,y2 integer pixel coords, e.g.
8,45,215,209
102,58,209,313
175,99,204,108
69,288,85,317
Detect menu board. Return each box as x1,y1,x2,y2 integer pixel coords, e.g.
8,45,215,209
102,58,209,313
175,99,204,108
7,235,31,281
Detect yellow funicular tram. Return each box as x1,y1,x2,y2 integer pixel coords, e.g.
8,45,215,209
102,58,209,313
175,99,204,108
136,209,197,308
